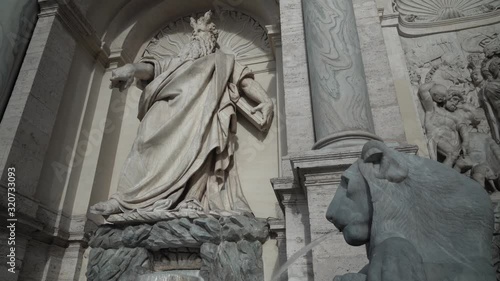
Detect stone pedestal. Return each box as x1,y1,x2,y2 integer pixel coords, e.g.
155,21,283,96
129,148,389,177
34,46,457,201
273,144,419,279
138,273,201,281
87,215,268,281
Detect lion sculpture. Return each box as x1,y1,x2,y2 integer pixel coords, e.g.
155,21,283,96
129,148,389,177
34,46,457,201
326,141,495,281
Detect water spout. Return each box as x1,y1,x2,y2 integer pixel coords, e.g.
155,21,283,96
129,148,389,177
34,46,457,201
270,232,334,281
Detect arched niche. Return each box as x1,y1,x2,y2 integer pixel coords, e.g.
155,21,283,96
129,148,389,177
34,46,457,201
80,7,282,279
83,0,280,62
88,8,282,223
143,11,271,62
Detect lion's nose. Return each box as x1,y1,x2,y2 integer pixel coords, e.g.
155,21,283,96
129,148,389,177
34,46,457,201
326,200,339,225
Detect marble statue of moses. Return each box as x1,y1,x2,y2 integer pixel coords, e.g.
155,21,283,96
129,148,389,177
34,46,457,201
90,11,274,216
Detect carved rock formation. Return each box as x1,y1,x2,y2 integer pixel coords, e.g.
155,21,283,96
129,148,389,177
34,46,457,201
86,216,269,281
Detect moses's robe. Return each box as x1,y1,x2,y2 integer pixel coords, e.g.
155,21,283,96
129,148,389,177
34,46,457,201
111,51,253,213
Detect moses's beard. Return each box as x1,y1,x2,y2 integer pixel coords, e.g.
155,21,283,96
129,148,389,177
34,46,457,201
178,33,217,61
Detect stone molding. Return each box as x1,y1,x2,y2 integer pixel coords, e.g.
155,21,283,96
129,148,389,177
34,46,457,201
269,219,286,239
0,185,90,247
272,144,419,209
266,24,282,59
303,172,343,187
38,0,110,66
271,177,308,207
395,0,498,22
35,205,91,244
381,0,500,36
312,131,383,150
271,145,419,212
288,144,419,171
398,9,500,36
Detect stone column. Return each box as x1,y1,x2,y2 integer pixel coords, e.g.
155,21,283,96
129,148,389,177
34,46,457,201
302,0,381,149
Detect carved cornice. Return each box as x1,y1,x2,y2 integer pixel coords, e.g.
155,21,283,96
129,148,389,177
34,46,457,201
396,0,498,22
385,0,500,36
271,177,307,207
108,48,134,68
398,9,500,36
38,0,110,66
269,219,286,239
266,24,282,59
289,144,418,166
288,144,419,190
0,184,89,247
303,171,343,186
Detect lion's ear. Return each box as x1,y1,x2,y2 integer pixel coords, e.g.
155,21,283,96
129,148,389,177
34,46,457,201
361,141,408,183
190,17,196,28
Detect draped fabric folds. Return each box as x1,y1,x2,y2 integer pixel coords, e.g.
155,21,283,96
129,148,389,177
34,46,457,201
110,51,253,214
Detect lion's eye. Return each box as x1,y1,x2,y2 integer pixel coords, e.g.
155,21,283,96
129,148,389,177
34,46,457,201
340,176,349,188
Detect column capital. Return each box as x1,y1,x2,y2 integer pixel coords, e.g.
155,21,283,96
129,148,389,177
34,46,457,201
266,24,282,58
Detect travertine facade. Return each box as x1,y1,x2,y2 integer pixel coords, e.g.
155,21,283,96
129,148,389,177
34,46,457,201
0,0,499,280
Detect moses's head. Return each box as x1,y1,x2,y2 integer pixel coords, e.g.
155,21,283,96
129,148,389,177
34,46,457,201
178,11,219,61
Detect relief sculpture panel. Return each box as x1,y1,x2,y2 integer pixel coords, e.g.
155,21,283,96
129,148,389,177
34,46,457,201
402,25,500,195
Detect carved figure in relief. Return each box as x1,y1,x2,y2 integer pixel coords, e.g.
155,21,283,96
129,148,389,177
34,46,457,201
90,11,274,216
327,141,495,281
455,113,500,192
418,82,471,166
424,52,469,89
461,54,485,107
481,56,500,143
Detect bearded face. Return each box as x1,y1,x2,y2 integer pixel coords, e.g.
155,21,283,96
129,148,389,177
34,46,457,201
193,28,217,55
178,12,219,61
444,94,462,112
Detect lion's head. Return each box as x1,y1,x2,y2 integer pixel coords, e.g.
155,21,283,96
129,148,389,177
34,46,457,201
326,141,493,269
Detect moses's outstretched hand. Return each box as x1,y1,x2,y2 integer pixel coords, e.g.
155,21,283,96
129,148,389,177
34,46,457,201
110,64,136,92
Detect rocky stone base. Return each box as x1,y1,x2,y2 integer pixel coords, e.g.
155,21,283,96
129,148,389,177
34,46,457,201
86,215,268,281
493,202,500,281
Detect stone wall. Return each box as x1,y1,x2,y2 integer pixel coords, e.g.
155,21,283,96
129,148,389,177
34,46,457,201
0,0,38,118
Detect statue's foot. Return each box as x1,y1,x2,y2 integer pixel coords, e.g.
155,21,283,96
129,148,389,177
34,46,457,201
90,199,121,215
176,199,204,212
